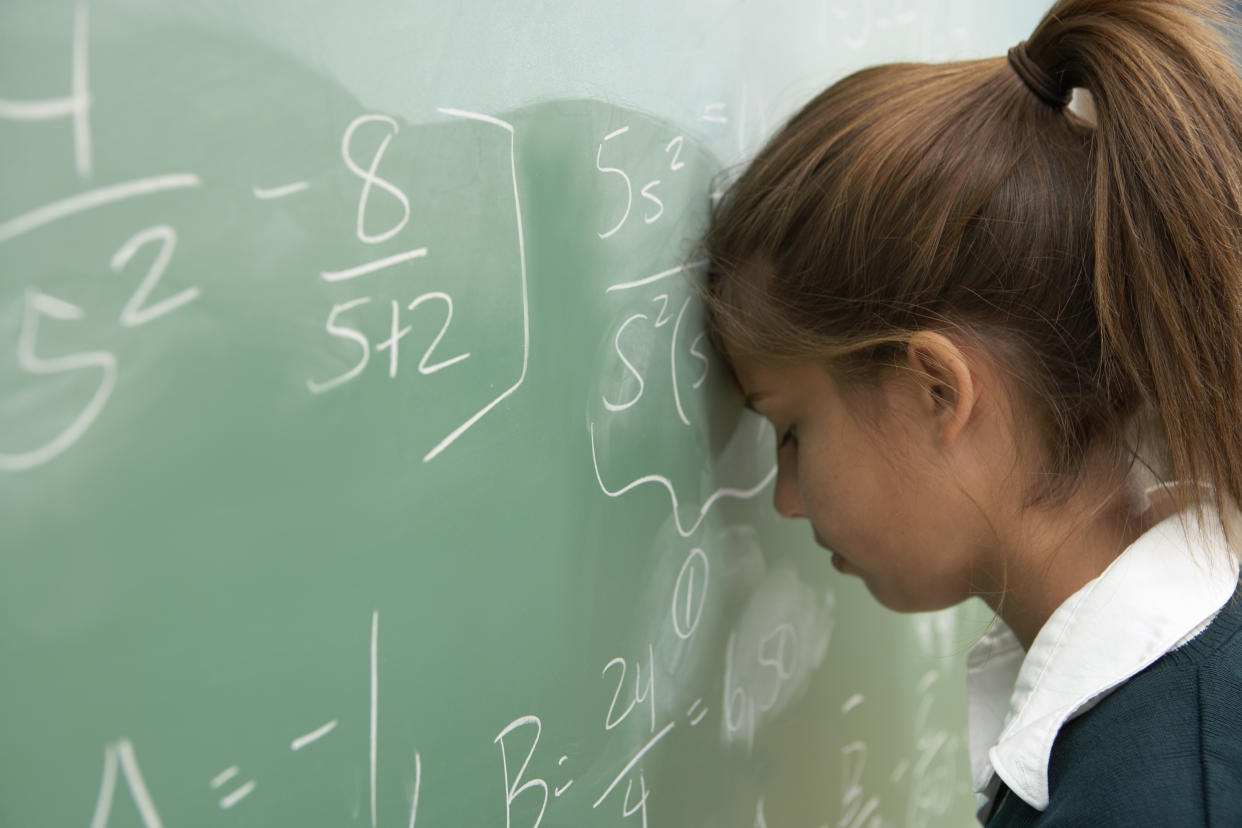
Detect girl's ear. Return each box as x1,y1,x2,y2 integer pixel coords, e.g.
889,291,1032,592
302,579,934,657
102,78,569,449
903,330,976,446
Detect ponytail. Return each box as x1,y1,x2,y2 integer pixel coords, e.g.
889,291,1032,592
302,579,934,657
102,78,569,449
1028,0,1242,518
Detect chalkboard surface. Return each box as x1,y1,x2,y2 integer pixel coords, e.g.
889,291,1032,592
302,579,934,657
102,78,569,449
1,2,1045,826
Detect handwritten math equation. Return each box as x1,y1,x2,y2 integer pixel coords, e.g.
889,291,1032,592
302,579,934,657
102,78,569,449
8,5,966,827
0,5,531,470
0,0,964,477
86,561,959,828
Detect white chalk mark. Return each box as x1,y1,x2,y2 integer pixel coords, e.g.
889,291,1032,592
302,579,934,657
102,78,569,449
0,290,117,472
848,798,879,828
665,136,686,171
603,656,636,731
603,125,630,142
687,699,702,715
554,779,574,797
0,173,200,245
606,259,707,294
651,294,672,327
2,5,94,177
672,548,708,639
111,225,200,327
689,332,711,389
670,296,692,426
305,297,372,394
72,5,91,176
603,313,648,412
702,103,728,124
115,740,164,828
641,179,664,223
589,421,776,537
591,721,675,809
377,299,411,377
891,759,909,783
596,128,633,239
371,610,379,828
408,292,471,374
842,2,873,49
407,752,421,828
87,746,118,828
0,98,78,118
252,181,309,199
739,85,748,157
423,109,529,463
690,707,708,726
645,643,657,733
343,114,409,244
914,732,948,778
685,568,694,625
917,670,938,694
218,780,255,809
210,766,240,789
842,694,865,714
494,715,548,828
291,720,339,751
321,248,429,282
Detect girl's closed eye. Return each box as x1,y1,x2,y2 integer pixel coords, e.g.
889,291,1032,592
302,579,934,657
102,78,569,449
779,425,798,449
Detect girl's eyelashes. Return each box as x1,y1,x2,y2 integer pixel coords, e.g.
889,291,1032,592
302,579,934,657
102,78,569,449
779,425,798,448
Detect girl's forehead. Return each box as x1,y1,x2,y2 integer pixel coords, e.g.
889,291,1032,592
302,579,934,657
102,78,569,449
721,348,770,395
729,354,829,409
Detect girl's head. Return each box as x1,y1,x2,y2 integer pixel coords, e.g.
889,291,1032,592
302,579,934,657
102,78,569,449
704,0,1242,612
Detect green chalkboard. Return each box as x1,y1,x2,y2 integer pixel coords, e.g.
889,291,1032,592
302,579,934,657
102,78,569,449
1,2,1046,826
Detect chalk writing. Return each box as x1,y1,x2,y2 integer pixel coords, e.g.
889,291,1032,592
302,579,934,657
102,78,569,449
87,741,163,828
0,4,92,176
343,114,410,244
6,7,983,826
603,644,657,733
594,126,686,239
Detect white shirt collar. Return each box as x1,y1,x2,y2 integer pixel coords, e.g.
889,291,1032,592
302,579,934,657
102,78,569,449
966,504,1240,813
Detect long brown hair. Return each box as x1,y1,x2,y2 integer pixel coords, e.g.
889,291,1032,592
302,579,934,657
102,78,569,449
704,0,1242,519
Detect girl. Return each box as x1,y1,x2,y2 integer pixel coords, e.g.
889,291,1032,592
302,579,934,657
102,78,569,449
702,0,1242,824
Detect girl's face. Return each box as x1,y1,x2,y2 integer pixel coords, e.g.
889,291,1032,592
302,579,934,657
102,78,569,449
730,353,996,613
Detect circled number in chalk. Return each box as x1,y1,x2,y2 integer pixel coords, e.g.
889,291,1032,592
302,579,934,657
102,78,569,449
671,547,709,639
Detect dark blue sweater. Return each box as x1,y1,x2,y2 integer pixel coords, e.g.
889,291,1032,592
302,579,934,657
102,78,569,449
987,584,1242,826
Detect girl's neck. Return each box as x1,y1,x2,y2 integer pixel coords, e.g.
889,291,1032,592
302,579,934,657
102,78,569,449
983,473,1165,651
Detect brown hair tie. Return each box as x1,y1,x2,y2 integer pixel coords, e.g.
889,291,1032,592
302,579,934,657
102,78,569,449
1007,41,1070,110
